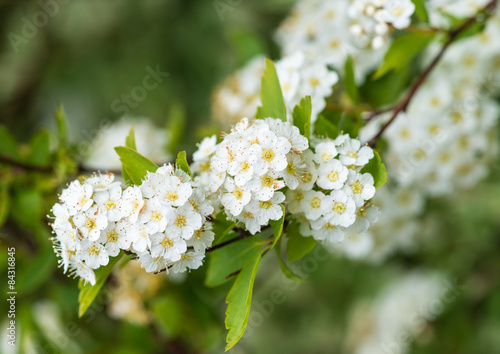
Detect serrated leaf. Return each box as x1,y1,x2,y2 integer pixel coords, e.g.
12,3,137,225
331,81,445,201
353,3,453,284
314,115,339,139
176,151,192,178
286,221,317,262
205,236,263,287
373,32,434,79
412,0,429,22
269,205,285,249
360,150,387,189
115,146,158,185
291,96,312,139
225,253,262,350
78,252,124,318
256,58,286,121
344,56,360,104
275,243,305,283
125,126,137,150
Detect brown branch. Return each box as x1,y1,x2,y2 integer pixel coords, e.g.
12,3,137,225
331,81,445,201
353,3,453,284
366,0,498,147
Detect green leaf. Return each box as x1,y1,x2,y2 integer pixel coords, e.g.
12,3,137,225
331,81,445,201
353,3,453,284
360,150,387,189
286,221,317,262
205,236,263,287
412,0,429,22
269,205,285,249
115,146,158,185
54,104,69,149
275,243,305,283
373,31,435,79
125,126,137,150
314,115,339,139
27,130,51,166
256,58,286,121
225,253,262,350
176,151,192,178
361,65,412,108
78,252,124,318
291,96,312,139
344,56,360,104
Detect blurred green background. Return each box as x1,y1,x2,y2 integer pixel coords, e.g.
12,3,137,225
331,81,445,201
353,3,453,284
1,1,500,353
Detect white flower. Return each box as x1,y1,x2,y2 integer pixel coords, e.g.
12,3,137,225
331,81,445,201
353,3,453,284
129,223,151,253
316,159,349,190
297,150,318,191
189,189,214,217
313,141,338,164
324,190,356,227
283,153,307,190
72,262,96,285
85,173,120,192
236,209,263,234
376,0,415,29
248,170,285,201
348,205,381,232
73,206,108,241
160,175,193,207
171,251,204,273
309,219,345,243
50,203,72,230
150,232,187,262
138,251,165,273
244,191,285,225
118,186,144,223
166,204,202,240
220,178,252,216
60,180,93,216
251,130,291,175
98,222,127,257
78,240,109,269
343,170,376,207
188,224,215,253
93,185,124,222
300,190,332,221
266,119,309,152
193,135,217,161
138,198,171,234
337,138,374,166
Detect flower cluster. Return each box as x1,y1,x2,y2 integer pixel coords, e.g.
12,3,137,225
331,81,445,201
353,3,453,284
275,0,389,83
348,0,416,48
192,117,309,234
212,53,338,127
50,167,214,285
286,135,379,246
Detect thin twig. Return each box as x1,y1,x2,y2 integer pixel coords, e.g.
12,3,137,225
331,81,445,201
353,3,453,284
366,0,498,147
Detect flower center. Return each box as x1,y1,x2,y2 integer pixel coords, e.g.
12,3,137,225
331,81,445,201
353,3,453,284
88,245,100,256
151,211,162,222
261,174,274,188
85,218,96,230
233,188,244,200
333,202,346,214
328,171,339,182
324,222,336,230
310,197,321,209
107,230,119,243
351,181,363,194
175,215,187,228
309,78,320,87
243,212,254,219
262,149,275,162
241,161,251,172
347,151,358,159
321,153,332,161
160,237,173,248
301,172,312,183
287,162,297,174
78,197,88,207
104,199,116,210
166,191,179,202
259,201,272,209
